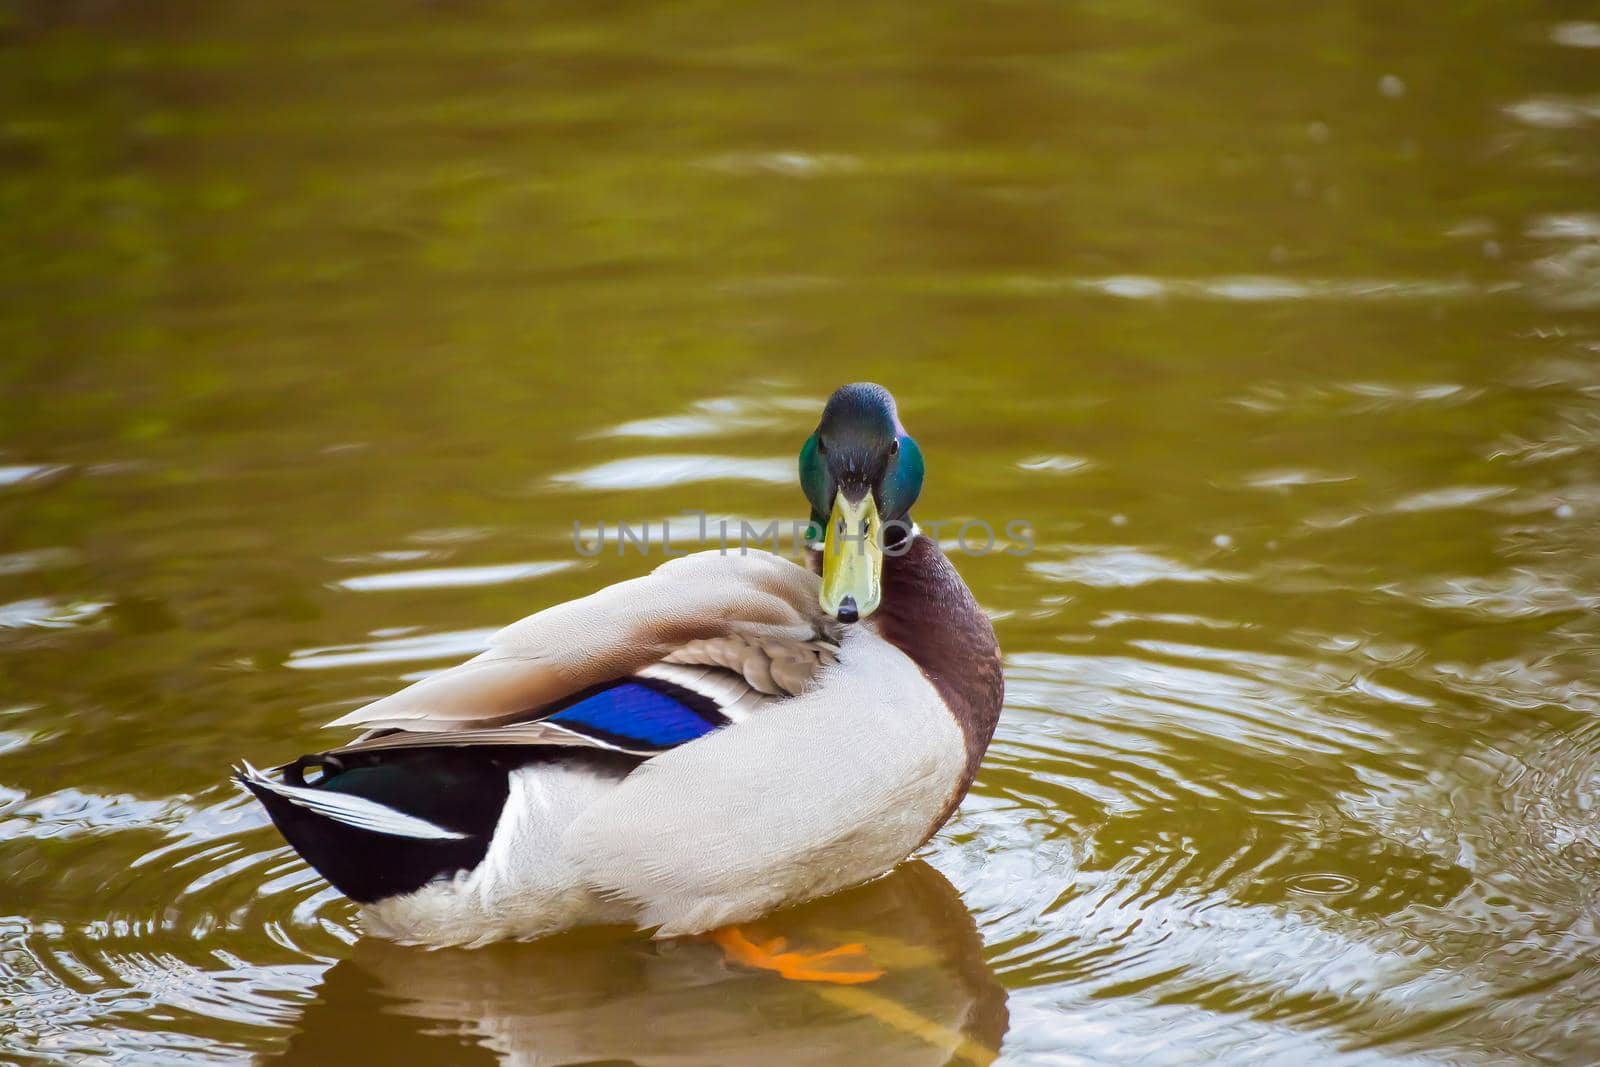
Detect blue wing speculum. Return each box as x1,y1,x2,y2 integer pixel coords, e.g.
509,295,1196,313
543,678,731,752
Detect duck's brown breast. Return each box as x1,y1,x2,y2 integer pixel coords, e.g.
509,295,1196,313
873,534,1005,830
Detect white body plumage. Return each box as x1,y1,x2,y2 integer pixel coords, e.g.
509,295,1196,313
360,624,965,946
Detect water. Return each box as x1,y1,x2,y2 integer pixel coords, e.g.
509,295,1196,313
3,1,1599,1062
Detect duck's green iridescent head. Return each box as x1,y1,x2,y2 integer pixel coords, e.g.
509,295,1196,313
799,383,924,623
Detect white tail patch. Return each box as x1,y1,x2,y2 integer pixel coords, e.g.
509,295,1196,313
234,761,467,841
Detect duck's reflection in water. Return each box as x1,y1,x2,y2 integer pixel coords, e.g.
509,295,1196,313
280,861,1007,1066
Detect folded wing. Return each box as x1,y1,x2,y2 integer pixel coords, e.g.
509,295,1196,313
326,551,837,746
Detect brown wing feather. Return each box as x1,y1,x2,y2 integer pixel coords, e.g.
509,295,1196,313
325,551,832,734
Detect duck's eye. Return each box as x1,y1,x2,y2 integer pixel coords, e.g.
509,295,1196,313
889,438,899,456
817,439,828,456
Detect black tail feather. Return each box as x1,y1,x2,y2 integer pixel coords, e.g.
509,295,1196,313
236,750,515,904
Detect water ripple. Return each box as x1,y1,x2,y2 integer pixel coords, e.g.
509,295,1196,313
0,791,352,1062
550,455,795,491
593,395,814,439
1030,547,1237,589
286,627,496,671
0,597,110,631
0,548,80,576
1065,275,1482,303
0,464,71,489
334,559,574,592
1551,21,1600,48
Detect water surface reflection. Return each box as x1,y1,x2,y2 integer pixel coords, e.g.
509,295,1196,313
280,863,1007,1067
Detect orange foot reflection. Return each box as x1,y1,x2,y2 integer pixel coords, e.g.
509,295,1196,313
707,926,886,985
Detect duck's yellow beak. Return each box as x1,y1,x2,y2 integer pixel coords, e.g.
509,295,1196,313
820,490,882,623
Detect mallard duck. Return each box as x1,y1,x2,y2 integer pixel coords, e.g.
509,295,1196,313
237,382,1003,974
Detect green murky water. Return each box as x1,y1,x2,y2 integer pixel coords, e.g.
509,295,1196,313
3,1,1600,1062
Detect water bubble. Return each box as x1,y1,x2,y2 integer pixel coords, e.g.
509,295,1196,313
1287,872,1359,896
